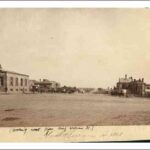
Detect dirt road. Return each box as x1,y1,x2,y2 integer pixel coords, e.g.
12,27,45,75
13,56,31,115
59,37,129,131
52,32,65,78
0,93,150,126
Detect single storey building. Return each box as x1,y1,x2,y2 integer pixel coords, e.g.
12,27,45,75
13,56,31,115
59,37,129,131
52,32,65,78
0,65,29,93
30,79,61,93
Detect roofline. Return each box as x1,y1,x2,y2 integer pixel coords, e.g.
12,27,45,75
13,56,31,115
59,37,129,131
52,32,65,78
35,81,60,84
0,70,29,77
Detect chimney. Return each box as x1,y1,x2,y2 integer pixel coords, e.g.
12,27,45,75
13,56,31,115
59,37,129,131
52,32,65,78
142,78,144,82
125,74,127,79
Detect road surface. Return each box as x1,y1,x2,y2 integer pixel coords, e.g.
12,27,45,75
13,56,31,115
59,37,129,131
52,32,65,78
0,93,150,126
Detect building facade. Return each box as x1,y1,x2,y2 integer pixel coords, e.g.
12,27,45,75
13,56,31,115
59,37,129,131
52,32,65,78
0,67,29,93
30,79,61,93
113,74,150,96
144,84,150,96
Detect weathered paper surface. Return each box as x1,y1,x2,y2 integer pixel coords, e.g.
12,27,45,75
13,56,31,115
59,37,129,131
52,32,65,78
1,8,150,142
0,126,148,142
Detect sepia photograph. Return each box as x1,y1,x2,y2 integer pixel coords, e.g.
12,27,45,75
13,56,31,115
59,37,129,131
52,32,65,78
0,8,150,127
1,8,150,143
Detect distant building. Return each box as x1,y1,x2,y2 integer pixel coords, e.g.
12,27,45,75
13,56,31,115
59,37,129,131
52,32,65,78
59,86,77,94
95,88,112,94
31,79,61,93
0,65,29,93
78,88,95,93
29,80,38,92
144,84,150,96
113,74,150,96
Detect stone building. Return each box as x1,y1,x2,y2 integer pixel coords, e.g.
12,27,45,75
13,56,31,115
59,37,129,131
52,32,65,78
116,74,133,94
113,74,150,96
129,78,145,96
0,65,29,93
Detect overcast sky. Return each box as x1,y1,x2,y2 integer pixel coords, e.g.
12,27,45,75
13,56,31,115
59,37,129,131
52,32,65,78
0,8,150,88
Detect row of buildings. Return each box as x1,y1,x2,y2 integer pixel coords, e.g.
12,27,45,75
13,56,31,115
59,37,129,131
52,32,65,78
112,74,150,97
0,65,60,93
1,64,150,97
0,65,96,94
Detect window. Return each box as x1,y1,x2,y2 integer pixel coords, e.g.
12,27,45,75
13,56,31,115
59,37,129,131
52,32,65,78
25,79,27,86
10,77,13,86
15,78,18,86
0,77,4,86
20,78,23,86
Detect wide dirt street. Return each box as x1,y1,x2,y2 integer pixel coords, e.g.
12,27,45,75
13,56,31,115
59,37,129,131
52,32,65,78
0,93,150,126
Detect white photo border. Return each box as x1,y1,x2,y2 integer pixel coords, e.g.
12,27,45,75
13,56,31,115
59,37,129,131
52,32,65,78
0,1,150,149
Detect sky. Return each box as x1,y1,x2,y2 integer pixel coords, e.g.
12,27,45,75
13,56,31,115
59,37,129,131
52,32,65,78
0,8,150,88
